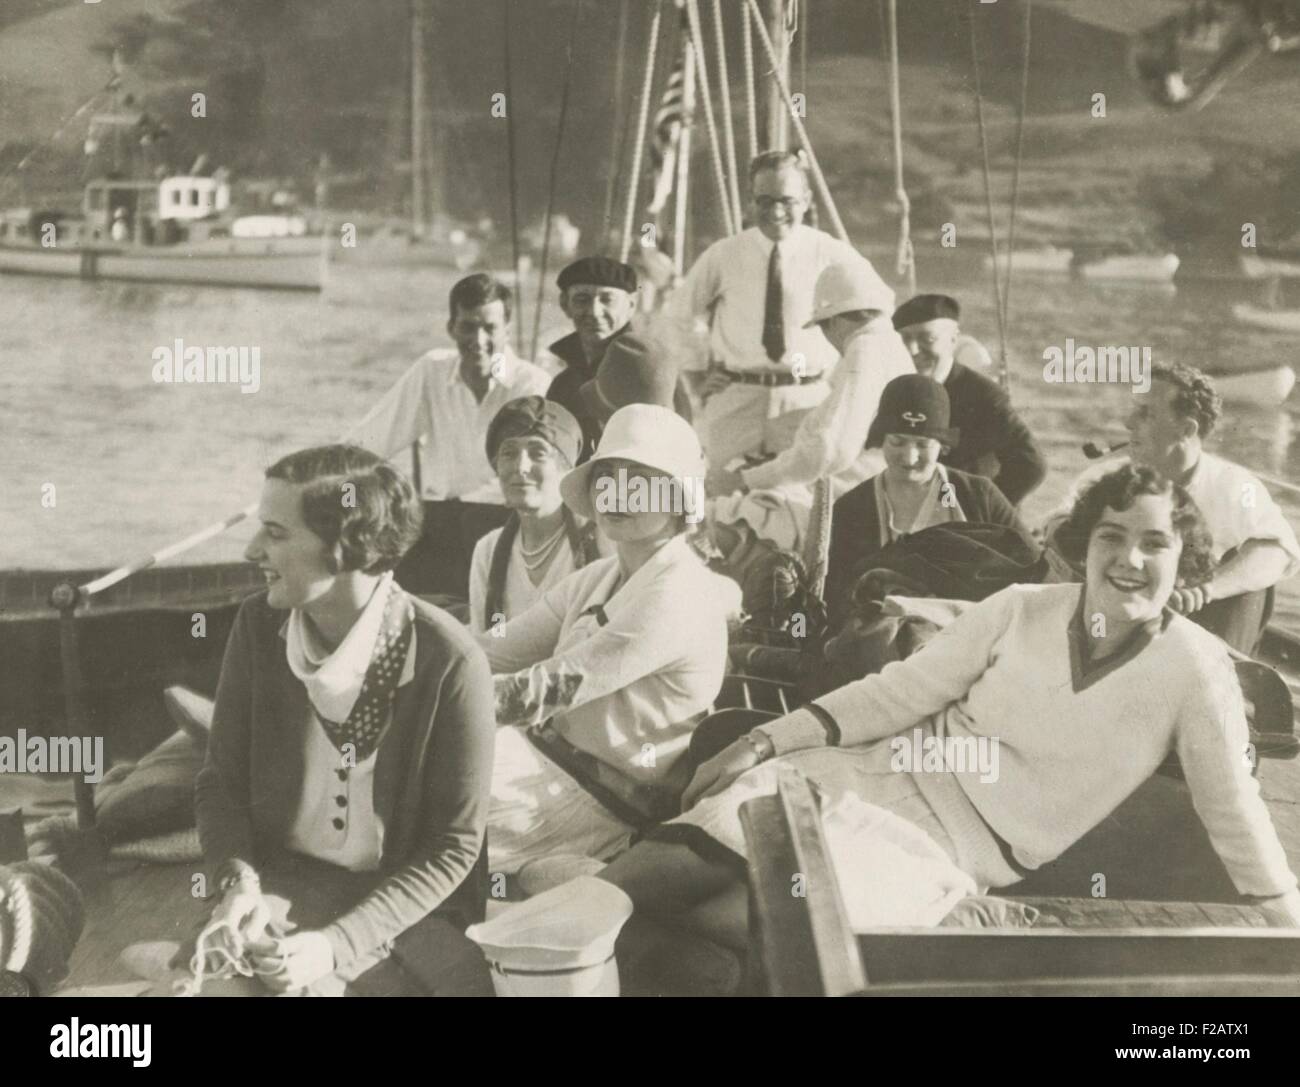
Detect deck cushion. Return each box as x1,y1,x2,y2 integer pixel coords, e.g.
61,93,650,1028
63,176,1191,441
92,730,204,844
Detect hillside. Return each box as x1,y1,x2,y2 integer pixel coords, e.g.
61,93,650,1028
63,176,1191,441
2,0,1299,258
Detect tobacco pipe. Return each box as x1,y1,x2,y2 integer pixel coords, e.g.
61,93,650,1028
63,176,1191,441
1082,440,1129,460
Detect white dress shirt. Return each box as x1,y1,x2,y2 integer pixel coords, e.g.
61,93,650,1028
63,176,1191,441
1058,453,1300,576
670,224,868,375
346,348,551,502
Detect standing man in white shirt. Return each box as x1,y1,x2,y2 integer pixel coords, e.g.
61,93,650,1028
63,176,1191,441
670,150,870,469
706,257,914,551
347,272,552,596
1047,362,1300,653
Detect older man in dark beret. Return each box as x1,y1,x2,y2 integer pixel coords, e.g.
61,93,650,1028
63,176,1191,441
546,256,640,459
893,293,1046,506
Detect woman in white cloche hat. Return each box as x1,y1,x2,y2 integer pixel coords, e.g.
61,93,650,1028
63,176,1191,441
476,404,742,882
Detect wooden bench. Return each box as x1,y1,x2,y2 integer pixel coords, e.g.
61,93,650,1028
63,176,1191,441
740,769,1300,996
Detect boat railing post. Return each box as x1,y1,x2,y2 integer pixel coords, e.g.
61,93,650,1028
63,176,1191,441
49,581,96,830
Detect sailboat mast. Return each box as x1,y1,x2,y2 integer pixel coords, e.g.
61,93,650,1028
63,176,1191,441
764,0,790,150
674,35,697,277
411,0,428,238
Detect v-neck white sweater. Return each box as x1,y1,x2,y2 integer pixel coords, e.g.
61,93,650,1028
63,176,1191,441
759,583,1296,897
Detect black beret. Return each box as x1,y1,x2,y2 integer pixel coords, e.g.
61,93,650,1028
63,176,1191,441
557,257,638,294
892,293,961,330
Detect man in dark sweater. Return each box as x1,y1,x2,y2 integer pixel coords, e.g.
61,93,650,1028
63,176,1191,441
545,256,639,461
892,294,1046,505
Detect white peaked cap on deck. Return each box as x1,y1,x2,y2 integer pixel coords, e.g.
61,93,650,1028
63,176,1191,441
465,876,634,972
560,403,707,522
802,257,897,328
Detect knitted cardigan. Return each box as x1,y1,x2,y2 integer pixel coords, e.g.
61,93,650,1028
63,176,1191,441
195,591,496,972
757,583,1297,897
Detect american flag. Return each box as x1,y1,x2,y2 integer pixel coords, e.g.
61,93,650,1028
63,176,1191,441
647,5,691,216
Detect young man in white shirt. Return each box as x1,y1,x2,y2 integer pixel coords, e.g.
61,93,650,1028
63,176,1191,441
1048,362,1300,652
346,273,551,596
347,273,552,501
670,150,870,467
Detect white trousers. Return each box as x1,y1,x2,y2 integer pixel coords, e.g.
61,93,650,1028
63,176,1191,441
488,725,635,875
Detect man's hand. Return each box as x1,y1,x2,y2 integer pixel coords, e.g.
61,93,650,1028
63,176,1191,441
251,931,336,993
1168,583,1214,615
685,367,733,403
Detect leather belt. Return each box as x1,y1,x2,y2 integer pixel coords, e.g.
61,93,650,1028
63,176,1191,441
525,720,684,829
721,367,824,387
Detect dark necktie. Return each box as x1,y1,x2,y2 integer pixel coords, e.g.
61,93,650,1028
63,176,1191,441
761,243,786,363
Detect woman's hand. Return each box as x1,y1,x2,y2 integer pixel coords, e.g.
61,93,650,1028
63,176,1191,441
682,736,768,810
209,885,272,946
251,931,336,993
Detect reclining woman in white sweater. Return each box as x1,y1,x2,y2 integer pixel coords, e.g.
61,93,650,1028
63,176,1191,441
591,463,1300,941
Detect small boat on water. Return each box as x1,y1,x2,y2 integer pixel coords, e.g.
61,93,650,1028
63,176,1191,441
1208,364,1296,406
1240,249,1300,280
1233,302,1300,333
0,176,327,292
1076,252,1180,283
981,246,1073,275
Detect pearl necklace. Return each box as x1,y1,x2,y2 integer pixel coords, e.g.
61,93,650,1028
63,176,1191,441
518,524,567,571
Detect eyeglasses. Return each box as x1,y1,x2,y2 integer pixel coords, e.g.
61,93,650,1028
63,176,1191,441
754,195,804,212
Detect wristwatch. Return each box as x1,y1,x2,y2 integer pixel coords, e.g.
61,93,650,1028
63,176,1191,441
743,729,776,763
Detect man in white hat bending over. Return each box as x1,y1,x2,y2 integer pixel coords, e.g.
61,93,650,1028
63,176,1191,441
668,150,871,468
706,257,914,551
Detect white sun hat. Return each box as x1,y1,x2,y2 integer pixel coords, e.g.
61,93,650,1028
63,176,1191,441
560,403,706,522
802,257,896,328
465,876,634,997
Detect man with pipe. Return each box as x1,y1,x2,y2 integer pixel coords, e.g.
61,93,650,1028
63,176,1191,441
1048,362,1299,653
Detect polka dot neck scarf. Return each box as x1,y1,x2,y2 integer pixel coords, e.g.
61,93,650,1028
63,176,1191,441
285,575,416,764
318,587,414,762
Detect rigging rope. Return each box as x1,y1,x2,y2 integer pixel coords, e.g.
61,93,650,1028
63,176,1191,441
530,0,585,363
798,0,808,100
620,0,664,262
1001,0,1033,387
601,0,633,250
0,80,117,196
743,0,847,241
502,0,525,355
711,0,744,228
966,0,1032,393
966,0,1009,391
883,0,916,296
685,0,737,235
741,1,759,163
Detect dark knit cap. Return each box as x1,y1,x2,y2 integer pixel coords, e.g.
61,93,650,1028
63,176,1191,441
557,256,638,294
578,333,679,424
892,293,961,330
866,374,960,449
485,396,584,466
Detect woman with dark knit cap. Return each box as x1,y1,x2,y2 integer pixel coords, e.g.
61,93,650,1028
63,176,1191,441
193,445,495,995
825,374,1033,617
469,397,601,632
